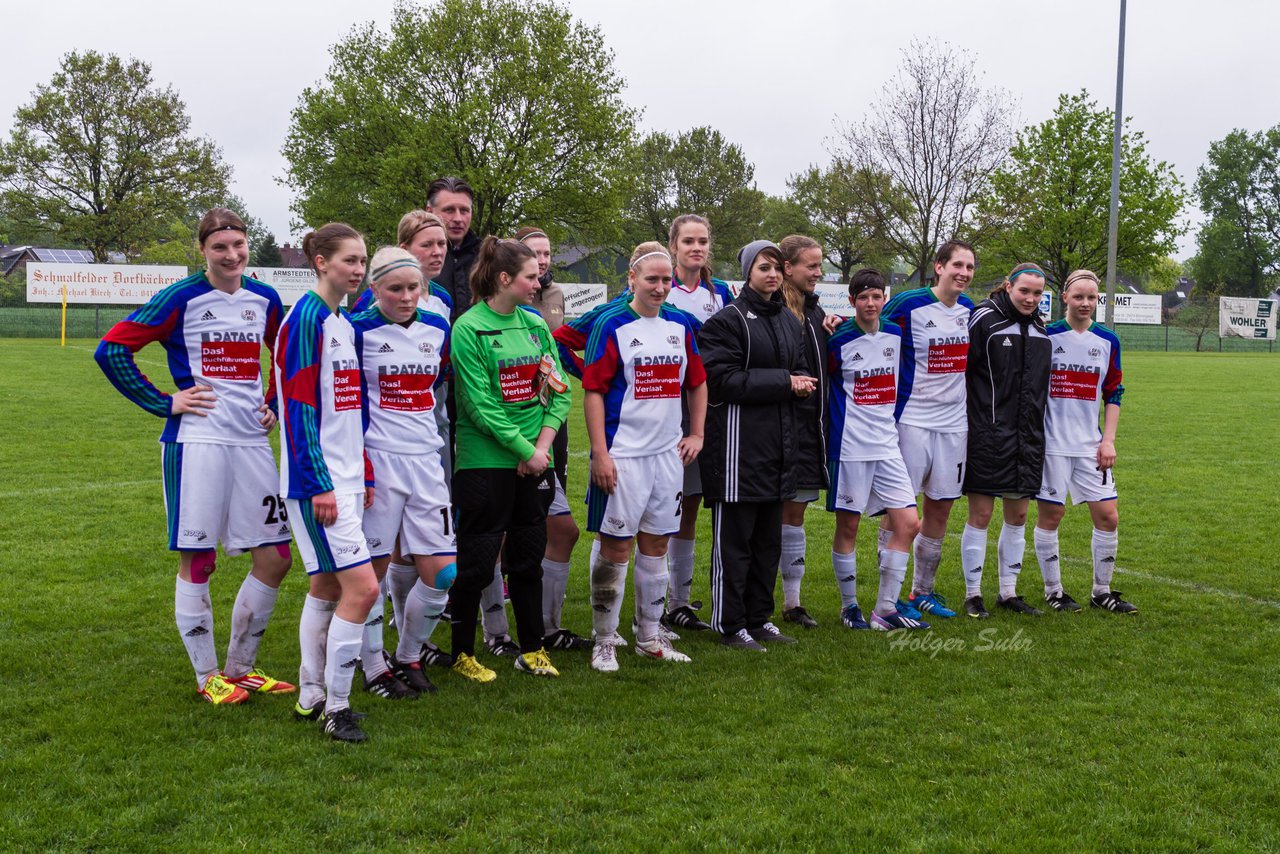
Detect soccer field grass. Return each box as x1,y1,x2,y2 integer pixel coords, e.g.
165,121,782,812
1,340,1277,851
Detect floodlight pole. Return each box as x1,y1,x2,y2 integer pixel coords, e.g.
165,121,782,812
1104,0,1127,325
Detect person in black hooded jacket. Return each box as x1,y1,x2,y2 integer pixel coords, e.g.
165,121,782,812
699,240,817,650
959,262,1052,619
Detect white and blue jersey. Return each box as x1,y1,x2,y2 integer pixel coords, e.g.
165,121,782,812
666,276,733,325
826,319,904,462
351,307,451,456
1045,320,1124,457
352,280,454,325
881,287,974,432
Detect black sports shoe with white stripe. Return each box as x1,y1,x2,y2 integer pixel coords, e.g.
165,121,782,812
996,595,1043,616
419,641,455,668
485,635,521,658
364,670,419,699
662,605,711,631
1045,591,1082,612
321,707,367,743
1091,591,1138,614
543,628,592,651
782,606,819,629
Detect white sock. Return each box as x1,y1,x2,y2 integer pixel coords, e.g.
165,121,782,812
388,561,417,632
360,596,389,679
961,524,988,598
911,534,943,596
397,580,449,664
323,615,364,714
876,526,892,562
174,576,218,687
1092,528,1118,595
590,552,629,639
480,562,509,639
997,523,1026,600
779,524,806,610
1034,527,1063,597
541,558,571,634
633,552,668,644
832,550,858,608
298,595,336,709
224,573,279,679
876,548,910,616
667,536,695,610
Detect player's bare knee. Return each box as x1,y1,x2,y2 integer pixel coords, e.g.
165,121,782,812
598,535,631,564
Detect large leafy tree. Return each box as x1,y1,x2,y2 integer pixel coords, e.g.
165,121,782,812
787,159,899,281
1188,126,1280,296
620,127,765,275
834,39,1013,283
282,0,637,248
0,51,230,261
976,91,1186,289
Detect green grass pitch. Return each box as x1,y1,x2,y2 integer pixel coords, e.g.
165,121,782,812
0,340,1276,851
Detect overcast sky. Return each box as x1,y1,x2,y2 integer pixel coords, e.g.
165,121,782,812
2,0,1276,259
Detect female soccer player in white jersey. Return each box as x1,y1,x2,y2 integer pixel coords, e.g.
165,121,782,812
351,247,457,701
95,207,294,706
1033,270,1136,614
581,242,707,672
960,263,1052,619
276,223,380,742
826,269,928,632
878,240,977,621
775,235,830,629
661,214,733,632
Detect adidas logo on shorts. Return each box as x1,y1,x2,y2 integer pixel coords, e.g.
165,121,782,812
378,343,394,353
277,524,289,535
200,310,217,321
925,320,937,328
629,338,643,347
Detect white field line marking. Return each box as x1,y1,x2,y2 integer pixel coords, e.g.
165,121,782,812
1,479,156,500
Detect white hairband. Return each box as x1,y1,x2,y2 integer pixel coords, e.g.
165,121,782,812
630,250,670,269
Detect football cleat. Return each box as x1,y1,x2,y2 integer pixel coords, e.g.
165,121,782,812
636,635,691,663
543,628,593,651
591,639,620,673
895,599,923,620
225,667,296,694
514,648,559,677
782,606,819,628
199,673,250,706
320,707,367,743
1091,591,1138,614
485,635,521,658
389,657,438,695
870,611,930,631
748,622,797,645
1046,591,1082,612
908,591,957,618
293,700,324,722
662,606,711,632
363,669,419,700
996,595,1043,616
720,629,767,652
963,595,990,619
419,641,455,669
840,603,870,630
451,652,497,683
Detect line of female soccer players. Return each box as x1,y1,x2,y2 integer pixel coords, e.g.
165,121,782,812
97,207,1134,743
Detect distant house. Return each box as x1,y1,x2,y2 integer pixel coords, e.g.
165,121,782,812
279,243,309,269
553,245,627,284
0,246,94,275
1162,276,1196,310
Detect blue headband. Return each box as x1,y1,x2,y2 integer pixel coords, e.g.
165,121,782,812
1009,267,1045,283
370,258,422,281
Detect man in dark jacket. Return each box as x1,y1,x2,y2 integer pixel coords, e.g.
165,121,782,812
426,176,480,319
699,240,816,650
959,263,1052,619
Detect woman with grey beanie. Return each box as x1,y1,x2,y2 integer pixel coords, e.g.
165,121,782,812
697,240,817,650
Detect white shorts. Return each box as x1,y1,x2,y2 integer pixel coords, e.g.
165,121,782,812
826,456,917,515
548,474,571,516
587,450,683,538
288,492,371,574
1037,455,1118,505
897,423,967,501
162,442,290,555
362,448,455,559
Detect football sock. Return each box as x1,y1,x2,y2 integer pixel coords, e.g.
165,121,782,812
540,558,571,635
175,576,218,687
590,552,628,640
911,533,944,596
961,524,988,598
224,573,279,679
360,596,390,680
298,595,336,709
387,560,417,632
1092,528,1119,595
633,552,667,644
832,550,858,608
479,562,510,640
876,548,910,617
667,536,695,610
1034,527,1063,596
323,615,364,714
779,524,806,610
997,523,1026,600
397,580,449,664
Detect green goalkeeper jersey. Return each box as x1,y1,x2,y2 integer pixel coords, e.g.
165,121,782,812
451,300,572,470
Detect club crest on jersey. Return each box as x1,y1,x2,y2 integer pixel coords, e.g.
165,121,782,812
703,303,714,314
528,333,541,346
667,335,680,346
883,348,894,359
1089,347,1101,358
419,342,434,354
242,309,256,322
956,316,966,326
